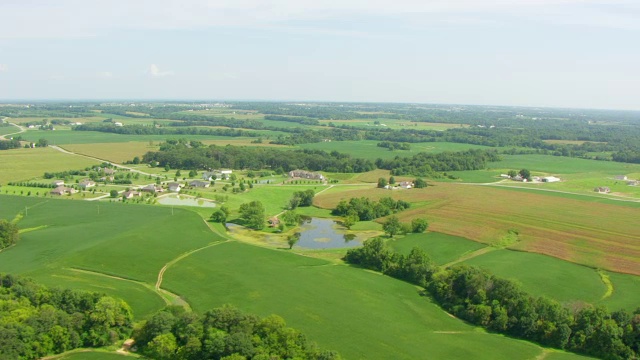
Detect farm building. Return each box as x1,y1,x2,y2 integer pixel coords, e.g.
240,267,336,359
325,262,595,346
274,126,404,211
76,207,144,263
114,122,123,127
78,179,96,189
614,175,628,180
289,170,325,180
122,190,140,199
50,186,76,196
268,217,280,227
399,181,413,189
189,180,210,188
52,180,64,186
542,176,561,183
167,182,182,192
141,184,163,193
594,186,611,194
628,180,639,186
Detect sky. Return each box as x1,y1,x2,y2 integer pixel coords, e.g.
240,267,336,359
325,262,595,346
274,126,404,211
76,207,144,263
0,0,638,110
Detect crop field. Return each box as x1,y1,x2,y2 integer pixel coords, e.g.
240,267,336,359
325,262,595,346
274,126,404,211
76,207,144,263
495,154,640,175
20,129,249,145
298,140,491,161
313,183,640,275
389,232,487,265
61,142,161,163
0,147,100,183
317,118,467,130
162,241,581,360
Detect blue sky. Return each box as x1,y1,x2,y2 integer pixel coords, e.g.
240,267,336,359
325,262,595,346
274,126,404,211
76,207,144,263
0,0,638,110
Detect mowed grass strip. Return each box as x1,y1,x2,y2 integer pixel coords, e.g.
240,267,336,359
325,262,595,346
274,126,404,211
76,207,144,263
162,241,551,360
313,184,640,275
0,147,100,183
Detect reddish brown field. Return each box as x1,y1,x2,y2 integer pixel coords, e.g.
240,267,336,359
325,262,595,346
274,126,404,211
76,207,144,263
314,183,640,275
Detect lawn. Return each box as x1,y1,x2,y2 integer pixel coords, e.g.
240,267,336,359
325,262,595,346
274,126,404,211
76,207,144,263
389,232,487,265
0,147,100,184
601,271,640,312
313,183,640,275
162,241,564,360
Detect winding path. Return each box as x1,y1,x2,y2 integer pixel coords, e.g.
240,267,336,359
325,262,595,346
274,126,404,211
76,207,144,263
0,120,25,140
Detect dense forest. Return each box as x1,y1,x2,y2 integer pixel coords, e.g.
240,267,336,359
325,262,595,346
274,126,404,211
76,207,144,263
344,239,640,360
0,274,133,359
133,305,341,360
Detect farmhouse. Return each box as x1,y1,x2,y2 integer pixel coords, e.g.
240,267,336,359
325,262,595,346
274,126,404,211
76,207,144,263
189,180,210,188
50,186,76,196
542,176,561,183
268,216,280,227
52,180,64,186
141,184,163,193
167,182,182,192
614,175,628,180
202,172,216,181
399,181,413,189
594,186,611,194
78,179,96,189
289,170,325,180
102,168,116,175
122,190,140,199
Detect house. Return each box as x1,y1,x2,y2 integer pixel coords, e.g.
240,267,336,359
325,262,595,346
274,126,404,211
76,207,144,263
399,181,413,189
614,175,628,181
167,182,182,192
122,190,140,199
268,217,280,227
500,174,510,178
288,170,325,181
627,180,639,186
103,168,116,175
78,179,96,189
99,176,115,182
220,169,232,175
594,186,611,194
141,184,163,193
50,186,76,196
542,176,561,183
512,174,523,181
52,180,65,187
189,180,210,188
114,122,123,127
202,172,216,181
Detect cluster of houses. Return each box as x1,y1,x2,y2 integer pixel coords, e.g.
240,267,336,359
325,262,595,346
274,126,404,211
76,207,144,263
288,170,325,181
49,179,96,196
500,174,561,183
202,170,232,181
594,175,639,194
384,181,413,190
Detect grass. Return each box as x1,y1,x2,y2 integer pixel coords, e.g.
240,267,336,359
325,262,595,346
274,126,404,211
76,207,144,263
313,183,640,275
389,232,487,265
600,271,640,312
0,147,100,184
162,241,554,360
298,140,491,161
20,130,249,145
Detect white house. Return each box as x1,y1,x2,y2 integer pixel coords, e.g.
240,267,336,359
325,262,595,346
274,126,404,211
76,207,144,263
168,182,182,192
614,175,628,181
114,122,123,127
542,176,561,183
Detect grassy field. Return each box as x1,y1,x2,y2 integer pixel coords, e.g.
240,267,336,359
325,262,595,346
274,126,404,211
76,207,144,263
389,232,487,265
313,183,640,275
601,271,640,311
298,140,491,161
20,130,250,145
162,240,574,360
317,118,467,130
0,147,100,183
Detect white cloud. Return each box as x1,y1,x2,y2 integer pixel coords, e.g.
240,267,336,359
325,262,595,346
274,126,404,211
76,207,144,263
0,0,638,39
149,64,174,77
0,64,7,72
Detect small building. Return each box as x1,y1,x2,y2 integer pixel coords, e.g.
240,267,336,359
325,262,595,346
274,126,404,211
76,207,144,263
500,174,510,178
288,170,325,181
141,184,163,193
220,169,232,175
78,179,96,189
614,175,628,181
122,190,140,199
542,176,561,183
99,176,115,182
268,217,280,227
50,186,76,196
627,180,639,186
398,181,413,189
52,180,65,187
114,122,123,127
167,182,182,192
202,172,216,181
189,180,210,188
594,186,611,194
103,168,116,175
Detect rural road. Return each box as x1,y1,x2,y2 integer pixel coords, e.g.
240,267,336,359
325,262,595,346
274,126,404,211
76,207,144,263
49,145,154,177
0,119,25,140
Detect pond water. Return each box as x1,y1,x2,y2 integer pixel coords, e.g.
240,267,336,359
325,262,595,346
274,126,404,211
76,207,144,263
295,217,365,249
157,195,217,208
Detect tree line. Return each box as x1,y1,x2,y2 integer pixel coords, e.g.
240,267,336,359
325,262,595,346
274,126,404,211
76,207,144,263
0,274,133,359
133,304,341,360
343,239,640,360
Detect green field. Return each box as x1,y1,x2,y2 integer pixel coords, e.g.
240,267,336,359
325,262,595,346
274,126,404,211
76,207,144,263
163,241,565,360
0,147,100,183
389,232,487,265
19,129,252,145
298,140,491,160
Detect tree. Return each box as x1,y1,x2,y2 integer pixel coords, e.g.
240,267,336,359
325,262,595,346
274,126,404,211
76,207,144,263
507,170,518,178
37,138,49,147
289,189,315,209
109,190,118,198
281,210,300,226
414,178,427,188
147,333,178,360
287,232,301,249
132,156,141,164
175,170,181,177
342,210,359,230
377,177,388,188
239,201,265,230
389,176,396,185
210,210,227,223
519,168,531,181
411,218,429,233
382,216,402,237
0,219,19,249
189,169,198,178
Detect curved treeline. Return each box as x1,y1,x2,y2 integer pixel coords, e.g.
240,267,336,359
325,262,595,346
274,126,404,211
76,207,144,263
141,144,500,175
344,239,640,360
133,305,341,360
0,274,133,359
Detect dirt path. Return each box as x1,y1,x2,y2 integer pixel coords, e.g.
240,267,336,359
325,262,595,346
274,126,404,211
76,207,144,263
0,120,25,140
442,247,497,268
49,145,154,176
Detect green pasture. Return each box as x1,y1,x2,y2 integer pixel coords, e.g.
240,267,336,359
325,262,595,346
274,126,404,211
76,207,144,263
162,241,559,360
494,154,640,175
463,249,607,304
297,140,491,160
601,271,640,312
217,184,329,217
317,118,467,130
20,130,250,145
0,124,20,136
390,232,487,265
0,147,100,184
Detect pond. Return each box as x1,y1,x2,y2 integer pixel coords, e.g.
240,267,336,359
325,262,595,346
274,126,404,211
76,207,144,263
295,217,365,249
157,194,217,208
